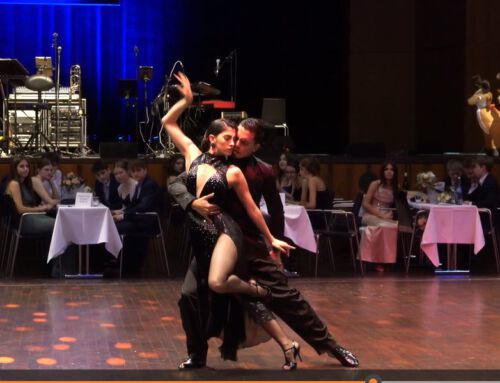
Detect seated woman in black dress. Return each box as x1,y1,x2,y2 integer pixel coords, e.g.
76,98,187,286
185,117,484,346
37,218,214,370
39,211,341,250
299,156,331,209
4,156,55,236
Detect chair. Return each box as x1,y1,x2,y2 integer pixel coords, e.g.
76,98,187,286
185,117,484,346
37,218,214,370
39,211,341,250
164,200,191,267
2,194,54,278
119,211,170,279
307,209,360,277
0,194,13,273
394,194,428,272
477,208,500,273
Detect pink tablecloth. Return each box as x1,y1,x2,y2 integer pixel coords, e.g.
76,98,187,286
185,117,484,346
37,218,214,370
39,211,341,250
420,204,485,267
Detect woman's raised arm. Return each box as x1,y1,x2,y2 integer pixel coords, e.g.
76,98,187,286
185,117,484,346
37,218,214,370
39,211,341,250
161,72,201,170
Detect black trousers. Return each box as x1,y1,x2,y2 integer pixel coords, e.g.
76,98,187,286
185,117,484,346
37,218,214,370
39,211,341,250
178,235,338,359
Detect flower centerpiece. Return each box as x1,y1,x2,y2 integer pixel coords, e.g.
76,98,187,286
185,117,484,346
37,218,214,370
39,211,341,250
62,172,84,191
61,172,92,199
437,188,454,203
416,171,444,203
416,171,437,192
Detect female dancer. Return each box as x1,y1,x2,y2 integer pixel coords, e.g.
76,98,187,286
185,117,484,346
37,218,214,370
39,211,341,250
162,72,300,369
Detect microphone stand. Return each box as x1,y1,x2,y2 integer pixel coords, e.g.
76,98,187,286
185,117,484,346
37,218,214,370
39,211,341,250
52,32,60,150
219,49,237,103
56,46,62,152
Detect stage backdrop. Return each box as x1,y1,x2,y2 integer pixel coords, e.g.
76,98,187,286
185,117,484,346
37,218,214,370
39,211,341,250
0,0,183,144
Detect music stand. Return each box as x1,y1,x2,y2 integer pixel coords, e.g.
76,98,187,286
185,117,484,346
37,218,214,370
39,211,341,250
0,59,29,154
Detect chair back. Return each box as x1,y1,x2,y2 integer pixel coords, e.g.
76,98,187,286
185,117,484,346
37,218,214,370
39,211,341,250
394,190,413,229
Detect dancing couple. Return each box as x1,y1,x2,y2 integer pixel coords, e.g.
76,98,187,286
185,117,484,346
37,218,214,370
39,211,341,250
163,72,359,370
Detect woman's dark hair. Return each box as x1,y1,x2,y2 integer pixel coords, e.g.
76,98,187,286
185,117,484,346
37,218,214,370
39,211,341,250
114,159,129,172
42,151,61,166
379,160,398,190
10,155,35,205
299,156,321,176
168,153,185,176
200,118,237,151
37,157,53,170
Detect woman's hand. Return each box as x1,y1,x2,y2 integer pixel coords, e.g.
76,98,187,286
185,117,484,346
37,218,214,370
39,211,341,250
271,238,295,255
173,72,193,104
379,209,393,220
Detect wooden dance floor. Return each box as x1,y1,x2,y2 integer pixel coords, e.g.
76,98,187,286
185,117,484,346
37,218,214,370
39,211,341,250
0,275,500,380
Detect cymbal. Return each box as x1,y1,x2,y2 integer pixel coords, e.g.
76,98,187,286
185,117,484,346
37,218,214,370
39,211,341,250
191,81,221,97
25,75,54,91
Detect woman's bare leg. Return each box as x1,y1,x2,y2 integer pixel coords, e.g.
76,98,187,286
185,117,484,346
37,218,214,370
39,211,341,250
208,234,266,297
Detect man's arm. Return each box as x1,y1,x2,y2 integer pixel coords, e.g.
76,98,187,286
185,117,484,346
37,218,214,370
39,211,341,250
167,172,195,210
167,172,220,218
260,163,285,239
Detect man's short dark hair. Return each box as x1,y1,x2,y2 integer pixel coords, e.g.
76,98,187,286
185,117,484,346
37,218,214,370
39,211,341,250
472,156,494,172
130,159,147,170
240,118,265,145
92,161,107,174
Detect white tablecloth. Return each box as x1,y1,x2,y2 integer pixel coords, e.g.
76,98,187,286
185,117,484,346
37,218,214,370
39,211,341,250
47,206,122,262
261,203,317,253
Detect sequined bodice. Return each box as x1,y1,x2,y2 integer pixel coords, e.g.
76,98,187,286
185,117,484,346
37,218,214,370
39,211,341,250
187,152,230,209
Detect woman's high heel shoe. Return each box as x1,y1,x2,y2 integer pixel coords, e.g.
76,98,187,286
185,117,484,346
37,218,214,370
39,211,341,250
282,341,302,371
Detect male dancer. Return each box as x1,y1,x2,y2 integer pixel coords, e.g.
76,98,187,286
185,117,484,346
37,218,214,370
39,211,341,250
169,118,359,369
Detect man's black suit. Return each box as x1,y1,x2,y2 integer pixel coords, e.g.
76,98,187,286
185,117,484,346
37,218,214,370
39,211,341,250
169,156,339,363
117,175,161,273
94,174,120,208
470,173,500,225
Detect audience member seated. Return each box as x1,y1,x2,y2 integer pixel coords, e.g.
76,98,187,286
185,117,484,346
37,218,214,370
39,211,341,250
166,153,185,186
41,151,62,197
444,159,469,201
111,159,137,212
32,157,60,206
463,157,481,202
360,160,399,272
469,156,500,223
3,156,55,236
281,160,302,203
112,160,161,275
275,151,293,193
299,156,331,209
92,161,120,208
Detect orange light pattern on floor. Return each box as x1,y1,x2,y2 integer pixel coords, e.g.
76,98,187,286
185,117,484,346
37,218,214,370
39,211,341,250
64,302,80,307
106,357,126,366
0,318,8,323
114,342,132,350
99,323,116,328
111,304,124,308
14,326,33,332
52,344,70,351
137,352,159,359
25,345,47,352
161,316,175,321
32,312,47,317
36,357,57,366
65,315,80,320
58,337,77,343
33,318,48,323
3,304,20,308
0,356,15,364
